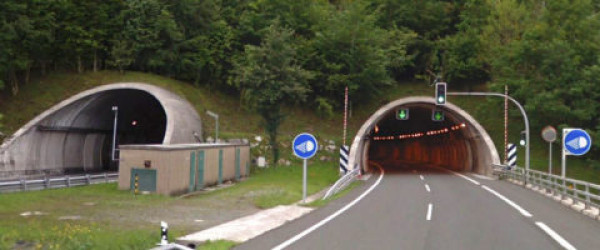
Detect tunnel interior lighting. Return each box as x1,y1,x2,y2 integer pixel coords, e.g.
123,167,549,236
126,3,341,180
372,123,467,141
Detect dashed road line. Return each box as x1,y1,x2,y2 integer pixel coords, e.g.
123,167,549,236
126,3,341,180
425,184,431,193
419,175,424,181
535,222,577,250
426,203,433,221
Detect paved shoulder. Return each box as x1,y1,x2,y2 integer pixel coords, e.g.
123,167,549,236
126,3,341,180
478,178,600,250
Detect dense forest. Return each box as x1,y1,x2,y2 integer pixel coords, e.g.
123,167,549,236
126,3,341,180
1,0,599,158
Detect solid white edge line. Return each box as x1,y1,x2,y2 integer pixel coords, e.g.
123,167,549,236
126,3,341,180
452,172,480,185
426,203,433,221
272,165,385,250
481,185,532,218
535,222,577,250
419,175,424,181
425,184,431,193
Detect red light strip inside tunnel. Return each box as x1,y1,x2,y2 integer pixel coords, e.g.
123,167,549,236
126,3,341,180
373,123,467,141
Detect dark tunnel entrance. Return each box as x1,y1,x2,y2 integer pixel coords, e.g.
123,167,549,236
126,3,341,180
0,83,204,180
348,97,500,176
368,104,472,173
36,89,167,173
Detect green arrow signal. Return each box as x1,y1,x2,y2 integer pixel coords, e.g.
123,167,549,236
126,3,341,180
397,109,409,120
433,110,444,121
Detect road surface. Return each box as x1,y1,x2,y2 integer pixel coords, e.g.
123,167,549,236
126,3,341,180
235,163,600,250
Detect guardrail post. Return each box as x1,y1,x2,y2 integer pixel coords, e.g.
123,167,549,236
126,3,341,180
104,173,108,183
20,179,27,191
585,183,591,209
86,174,91,185
66,176,71,187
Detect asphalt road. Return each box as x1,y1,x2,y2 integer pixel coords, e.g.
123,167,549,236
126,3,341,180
235,163,600,250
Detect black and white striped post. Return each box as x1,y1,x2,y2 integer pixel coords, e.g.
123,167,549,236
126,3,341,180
339,145,349,174
159,221,168,246
507,143,517,169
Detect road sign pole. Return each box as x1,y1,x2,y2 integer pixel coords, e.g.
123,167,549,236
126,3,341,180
562,129,567,178
293,133,318,204
549,142,552,175
303,159,307,203
448,92,530,184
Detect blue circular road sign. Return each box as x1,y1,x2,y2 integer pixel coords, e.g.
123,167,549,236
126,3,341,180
293,133,318,159
564,129,592,156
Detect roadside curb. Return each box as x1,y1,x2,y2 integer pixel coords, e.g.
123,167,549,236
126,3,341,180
176,185,331,247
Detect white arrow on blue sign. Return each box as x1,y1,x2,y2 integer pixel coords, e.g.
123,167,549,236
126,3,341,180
564,129,592,156
293,133,318,159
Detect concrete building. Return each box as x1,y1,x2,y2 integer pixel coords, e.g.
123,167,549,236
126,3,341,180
118,143,250,196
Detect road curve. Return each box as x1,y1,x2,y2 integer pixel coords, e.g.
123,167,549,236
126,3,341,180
235,163,600,250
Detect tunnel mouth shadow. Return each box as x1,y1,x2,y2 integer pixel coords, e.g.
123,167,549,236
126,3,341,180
371,161,456,176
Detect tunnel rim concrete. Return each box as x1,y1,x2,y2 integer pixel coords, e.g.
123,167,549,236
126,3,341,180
347,96,500,175
1,82,202,152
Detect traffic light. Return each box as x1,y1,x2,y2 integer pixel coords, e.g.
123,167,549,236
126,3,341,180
396,108,409,120
520,131,527,146
435,82,447,105
432,109,444,122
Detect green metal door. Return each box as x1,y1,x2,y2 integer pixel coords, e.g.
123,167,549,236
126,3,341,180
196,150,205,190
189,152,196,192
130,168,157,192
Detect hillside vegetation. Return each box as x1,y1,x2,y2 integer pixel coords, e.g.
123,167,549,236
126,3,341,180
1,70,598,184
1,0,599,160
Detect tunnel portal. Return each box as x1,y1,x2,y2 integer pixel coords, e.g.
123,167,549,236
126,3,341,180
348,97,500,175
0,83,203,179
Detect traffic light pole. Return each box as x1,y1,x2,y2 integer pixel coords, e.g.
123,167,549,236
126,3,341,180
447,92,530,183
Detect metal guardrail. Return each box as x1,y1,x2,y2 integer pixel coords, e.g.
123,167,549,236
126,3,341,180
498,166,600,209
323,168,360,200
0,172,118,193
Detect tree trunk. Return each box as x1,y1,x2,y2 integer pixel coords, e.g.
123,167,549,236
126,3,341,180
93,50,98,72
25,64,31,84
77,55,83,73
10,69,19,96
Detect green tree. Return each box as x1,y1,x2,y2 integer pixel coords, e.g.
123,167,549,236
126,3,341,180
307,1,398,111
233,23,312,164
482,0,600,156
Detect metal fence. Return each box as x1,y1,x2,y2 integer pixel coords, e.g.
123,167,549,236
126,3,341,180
499,166,600,210
323,168,360,200
0,172,118,193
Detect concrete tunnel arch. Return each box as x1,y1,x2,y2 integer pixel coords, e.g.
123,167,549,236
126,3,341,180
0,83,203,179
347,97,500,175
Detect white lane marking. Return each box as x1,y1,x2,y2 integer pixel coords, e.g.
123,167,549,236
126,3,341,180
481,185,532,218
535,222,577,250
419,175,424,181
272,165,385,250
453,172,480,185
426,203,433,221
425,184,431,193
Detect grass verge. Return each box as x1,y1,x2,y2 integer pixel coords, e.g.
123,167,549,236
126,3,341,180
0,160,339,249
304,181,363,208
